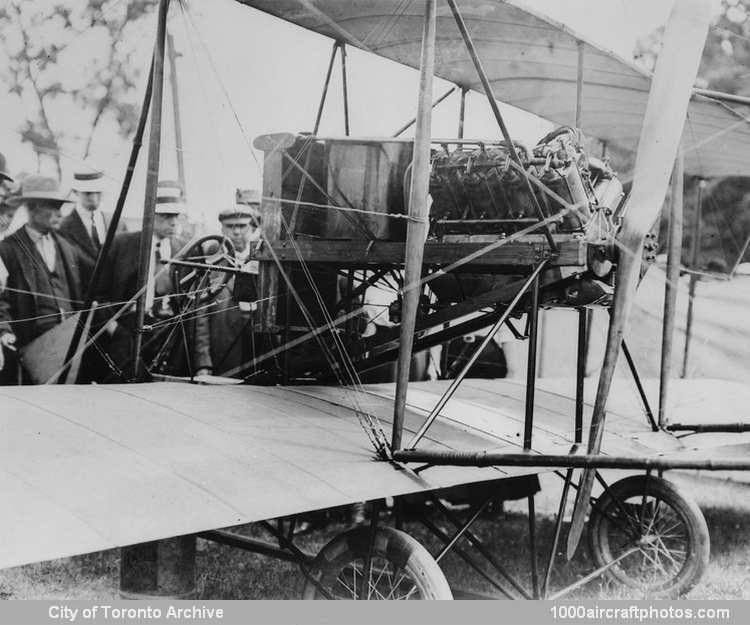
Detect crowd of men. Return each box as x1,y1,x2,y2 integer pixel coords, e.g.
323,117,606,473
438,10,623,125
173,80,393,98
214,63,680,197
0,151,262,384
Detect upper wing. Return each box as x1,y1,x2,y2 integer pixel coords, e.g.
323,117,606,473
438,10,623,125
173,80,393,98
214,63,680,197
236,0,750,177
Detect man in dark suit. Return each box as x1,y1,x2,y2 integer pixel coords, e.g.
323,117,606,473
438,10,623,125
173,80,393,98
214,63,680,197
99,182,192,379
59,162,124,288
0,152,15,244
0,176,88,381
193,196,261,377
0,152,15,292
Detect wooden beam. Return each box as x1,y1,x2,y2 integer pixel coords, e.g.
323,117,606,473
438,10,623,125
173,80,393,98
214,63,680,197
392,0,437,452
458,87,468,138
256,144,284,331
575,40,584,128
254,237,586,268
133,0,169,380
313,41,339,134
166,33,186,198
681,179,704,377
659,152,684,427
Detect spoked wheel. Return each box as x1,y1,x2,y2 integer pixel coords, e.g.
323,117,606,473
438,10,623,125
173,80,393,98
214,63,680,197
171,235,236,306
302,526,452,600
587,475,709,597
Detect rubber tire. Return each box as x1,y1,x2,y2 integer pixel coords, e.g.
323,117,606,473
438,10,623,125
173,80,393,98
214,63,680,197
587,475,710,598
302,526,452,600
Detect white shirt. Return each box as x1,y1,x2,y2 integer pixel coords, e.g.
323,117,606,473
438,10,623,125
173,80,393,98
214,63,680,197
75,206,106,244
25,225,56,272
234,245,251,264
145,236,172,312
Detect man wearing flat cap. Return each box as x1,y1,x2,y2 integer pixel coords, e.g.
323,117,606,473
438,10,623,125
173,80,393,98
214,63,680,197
98,181,191,378
59,161,124,285
193,191,261,377
0,175,90,380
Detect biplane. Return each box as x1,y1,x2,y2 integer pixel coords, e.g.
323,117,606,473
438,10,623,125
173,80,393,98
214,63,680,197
2,0,750,601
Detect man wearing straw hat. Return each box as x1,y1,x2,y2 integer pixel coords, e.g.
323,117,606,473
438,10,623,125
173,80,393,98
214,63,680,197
98,181,191,379
193,191,262,377
0,175,89,381
59,161,125,280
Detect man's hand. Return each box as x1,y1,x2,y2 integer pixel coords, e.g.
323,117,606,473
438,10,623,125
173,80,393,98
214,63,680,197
194,368,212,378
0,332,17,372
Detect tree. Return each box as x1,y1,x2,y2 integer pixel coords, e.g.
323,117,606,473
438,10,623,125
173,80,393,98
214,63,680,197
0,0,158,178
635,0,750,95
635,0,750,269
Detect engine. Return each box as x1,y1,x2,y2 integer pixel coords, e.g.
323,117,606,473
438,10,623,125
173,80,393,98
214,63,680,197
428,126,623,243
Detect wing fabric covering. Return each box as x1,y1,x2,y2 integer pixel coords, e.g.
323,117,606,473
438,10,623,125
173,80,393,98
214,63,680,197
236,0,750,177
4,378,746,569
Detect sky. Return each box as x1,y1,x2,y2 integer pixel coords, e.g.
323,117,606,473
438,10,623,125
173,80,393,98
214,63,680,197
0,0,703,227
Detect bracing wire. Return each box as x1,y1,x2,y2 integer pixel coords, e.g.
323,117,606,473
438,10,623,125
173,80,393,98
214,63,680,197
275,210,392,456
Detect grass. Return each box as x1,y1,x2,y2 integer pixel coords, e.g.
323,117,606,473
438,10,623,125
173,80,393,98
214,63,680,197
1,472,748,600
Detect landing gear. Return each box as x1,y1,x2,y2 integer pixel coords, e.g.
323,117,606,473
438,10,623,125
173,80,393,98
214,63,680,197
302,526,452,600
587,475,710,597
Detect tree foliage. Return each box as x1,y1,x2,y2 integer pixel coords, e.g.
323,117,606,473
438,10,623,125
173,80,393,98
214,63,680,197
635,0,750,271
0,0,158,178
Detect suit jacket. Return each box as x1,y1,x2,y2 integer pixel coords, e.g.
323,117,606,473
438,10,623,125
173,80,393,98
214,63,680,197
100,231,192,301
0,228,88,346
59,209,125,288
97,231,193,378
193,276,254,375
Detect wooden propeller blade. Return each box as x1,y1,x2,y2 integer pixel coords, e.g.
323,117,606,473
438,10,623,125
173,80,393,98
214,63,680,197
565,0,711,560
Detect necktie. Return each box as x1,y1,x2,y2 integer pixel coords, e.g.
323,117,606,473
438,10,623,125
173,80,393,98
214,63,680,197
90,212,101,250
41,235,56,272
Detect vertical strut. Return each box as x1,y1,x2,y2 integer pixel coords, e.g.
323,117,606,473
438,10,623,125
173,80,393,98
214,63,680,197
133,0,170,380
313,41,339,134
166,33,186,199
528,495,539,599
458,86,468,138
392,0,437,452
659,152,684,427
682,179,704,377
523,272,541,450
340,42,350,136
575,308,587,443
575,40,584,128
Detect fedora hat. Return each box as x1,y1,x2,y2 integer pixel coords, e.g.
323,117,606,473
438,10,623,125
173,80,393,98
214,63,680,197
72,160,105,193
155,180,186,215
8,175,72,207
0,152,12,183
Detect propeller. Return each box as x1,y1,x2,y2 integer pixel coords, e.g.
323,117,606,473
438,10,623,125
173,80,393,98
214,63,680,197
565,0,712,560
